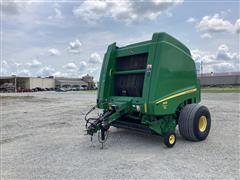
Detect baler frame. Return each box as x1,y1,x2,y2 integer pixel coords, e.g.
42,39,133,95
85,32,211,148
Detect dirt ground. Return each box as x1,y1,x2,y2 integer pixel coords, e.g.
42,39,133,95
1,92,239,179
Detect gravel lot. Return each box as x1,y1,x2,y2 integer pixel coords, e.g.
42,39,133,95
1,92,239,179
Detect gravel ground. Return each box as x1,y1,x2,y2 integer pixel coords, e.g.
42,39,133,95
1,92,239,179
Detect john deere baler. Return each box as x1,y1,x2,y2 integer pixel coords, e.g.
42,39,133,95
85,32,211,148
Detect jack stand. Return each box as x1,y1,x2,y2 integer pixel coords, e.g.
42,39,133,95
98,128,108,149
90,135,94,147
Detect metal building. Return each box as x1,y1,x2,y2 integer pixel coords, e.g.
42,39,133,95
198,72,240,86
55,77,88,89
0,75,95,92
0,76,55,92
82,74,96,89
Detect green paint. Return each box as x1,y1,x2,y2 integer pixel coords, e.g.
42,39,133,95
95,32,200,136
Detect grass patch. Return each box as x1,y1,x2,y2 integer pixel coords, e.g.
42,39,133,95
0,96,35,100
201,86,240,93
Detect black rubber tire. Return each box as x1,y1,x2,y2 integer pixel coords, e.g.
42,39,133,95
163,132,176,148
178,104,211,141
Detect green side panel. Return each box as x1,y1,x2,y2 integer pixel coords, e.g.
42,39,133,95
149,116,177,136
97,32,200,117
97,43,116,108
144,33,200,115
116,42,150,57
152,32,191,55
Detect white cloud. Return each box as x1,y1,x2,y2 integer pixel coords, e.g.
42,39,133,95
200,33,212,39
48,8,63,20
3,59,58,77
196,13,235,33
14,62,21,67
186,17,196,23
212,62,235,72
2,60,9,75
2,60,8,66
235,19,240,33
165,11,172,17
1,1,42,25
48,48,61,56
216,44,238,61
53,71,77,78
79,61,87,71
73,0,183,24
52,71,62,77
63,62,78,70
37,66,55,77
67,39,82,53
26,59,42,68
220,9,231,18
18,69,30,76
191,44,239,73
2,60,22,75
191,49,204,62
89,52,101,64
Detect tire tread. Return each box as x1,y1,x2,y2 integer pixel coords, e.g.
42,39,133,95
179,104,199,141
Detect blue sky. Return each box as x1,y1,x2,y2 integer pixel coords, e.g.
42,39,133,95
1,0,240,80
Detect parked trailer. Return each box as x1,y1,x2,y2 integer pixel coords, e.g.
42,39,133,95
85,32,211,148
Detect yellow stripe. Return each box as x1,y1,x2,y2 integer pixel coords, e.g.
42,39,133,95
144,103,147,112
156,88,197,104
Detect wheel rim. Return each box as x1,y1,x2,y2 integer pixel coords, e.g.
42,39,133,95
199,115,207,132
169,134,175,144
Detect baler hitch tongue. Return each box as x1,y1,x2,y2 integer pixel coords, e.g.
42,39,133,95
86,110,113,135
84,105,115,146
84,101,131,147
